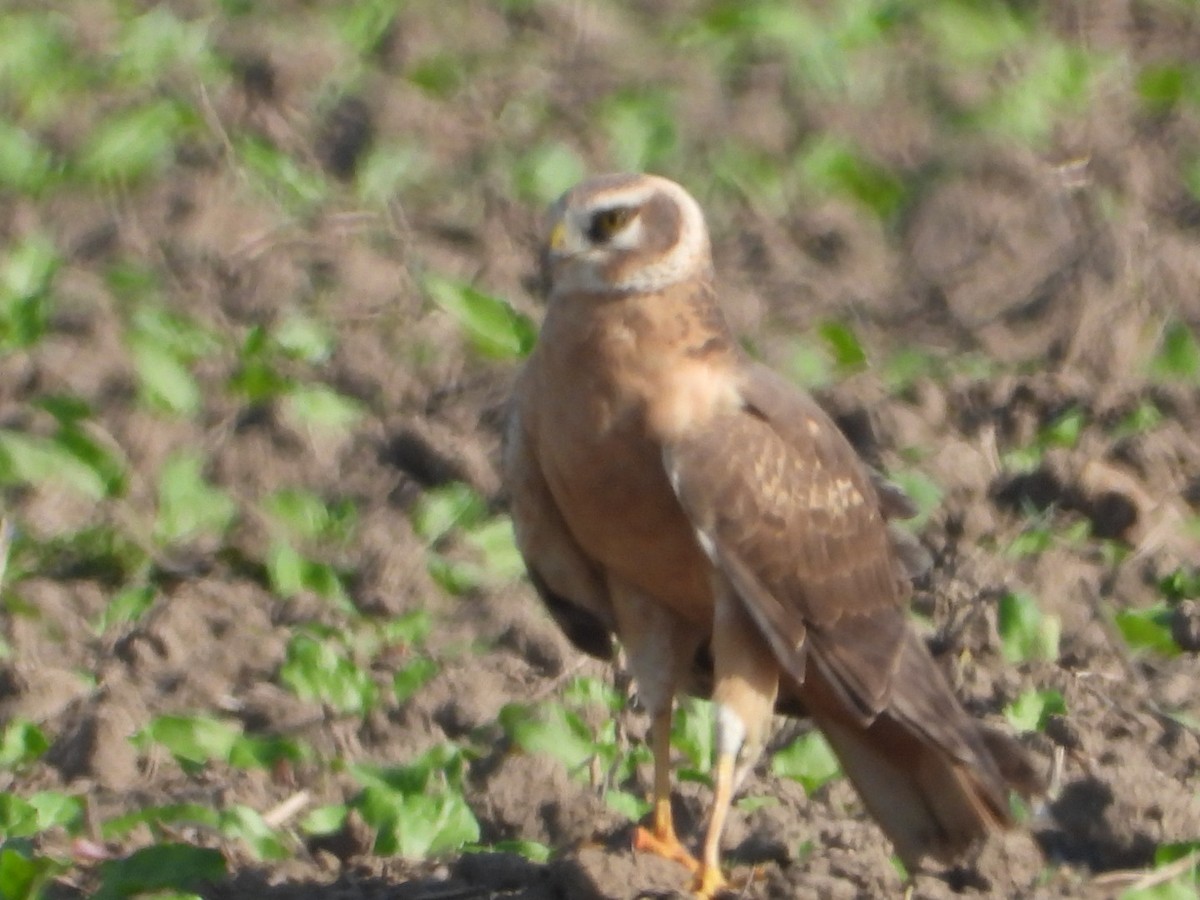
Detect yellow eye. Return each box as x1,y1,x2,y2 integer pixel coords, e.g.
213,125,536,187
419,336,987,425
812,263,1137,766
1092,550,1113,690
586,206,635,243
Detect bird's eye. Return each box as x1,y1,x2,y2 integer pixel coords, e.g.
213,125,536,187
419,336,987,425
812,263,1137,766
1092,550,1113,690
586,206,635,243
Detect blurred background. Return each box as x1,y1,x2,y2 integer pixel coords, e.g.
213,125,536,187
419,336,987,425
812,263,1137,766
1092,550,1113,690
2,2,1200,898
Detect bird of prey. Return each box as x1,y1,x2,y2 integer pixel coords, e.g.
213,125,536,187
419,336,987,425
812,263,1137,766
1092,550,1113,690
504,173,1036,897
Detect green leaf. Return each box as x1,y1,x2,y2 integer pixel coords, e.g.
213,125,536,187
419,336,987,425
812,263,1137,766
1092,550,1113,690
274,316,334,364
94,844,226,900
887,469,943,532
228,733,310,770
499,703,596,771
0,794,39,838
0,844,66,900
138,714,241,768
266,541,354,612
426,555,484,595
1160,567,1200,603
0,234,59,348
604,789,651,822
0,719,49,768
356,143,428,206
219,805,290,860
154,452,237,545
463,517,526,584
77,101,189,183
0,430,107,499
279,634,378,715
817,320,868,371
1041,407,1085,449
1156,841,1200,866
131,338,202,415
400,791,479,858
1114,604,1180,657
736,794,779,813
1136,64,1195,114
785,337,834,389
102,803,219,840
52,421,128,497
381,610,433,646
333,0,396,56
263,489,356,544
229,325,290,403
799,137,906,220
922,3,1029,67
408,54,465,98
411,483,489,543
424,274,536,361
94,585,156,635
483,840,553,863
0,122,54,193
349,747,479,858
563,675,623,714
1005,689,1067,732
600,90,678,172
1114,400,1163,438
116,8,213,85
283,384,364,434
772,731,842,794
1150,322,1200,383
394,657,439,704
998,591,1060,663
236,137,329,213
26,791,84,832
672,698,715,775
512,141,585,206
300,804,348,836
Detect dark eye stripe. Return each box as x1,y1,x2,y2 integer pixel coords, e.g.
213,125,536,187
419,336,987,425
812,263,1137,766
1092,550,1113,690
587,206,635,243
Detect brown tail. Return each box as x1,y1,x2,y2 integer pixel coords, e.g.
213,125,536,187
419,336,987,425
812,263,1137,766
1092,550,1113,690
803,633,1041,871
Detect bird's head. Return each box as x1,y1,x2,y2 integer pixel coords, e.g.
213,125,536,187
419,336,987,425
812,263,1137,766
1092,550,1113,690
541,173,713,298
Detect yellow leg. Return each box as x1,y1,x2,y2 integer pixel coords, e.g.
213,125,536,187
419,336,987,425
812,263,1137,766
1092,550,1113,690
634,707,700,872
691,750,733,898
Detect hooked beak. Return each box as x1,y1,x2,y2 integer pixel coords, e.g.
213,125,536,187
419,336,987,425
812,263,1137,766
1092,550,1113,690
548,220,567,254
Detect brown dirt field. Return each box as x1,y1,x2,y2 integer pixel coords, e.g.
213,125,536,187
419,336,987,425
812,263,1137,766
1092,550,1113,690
5,2,1200,899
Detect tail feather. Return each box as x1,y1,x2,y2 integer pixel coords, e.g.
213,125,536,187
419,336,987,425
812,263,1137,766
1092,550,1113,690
816,712,1009,870
800,632,1038,871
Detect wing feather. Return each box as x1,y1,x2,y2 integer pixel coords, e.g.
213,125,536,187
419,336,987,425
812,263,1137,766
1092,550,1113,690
504,384,615,661
664,365,911,720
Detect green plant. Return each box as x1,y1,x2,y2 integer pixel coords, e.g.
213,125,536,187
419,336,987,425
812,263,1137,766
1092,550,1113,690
278,630,379,715
997,591,1060,663
93,844,226,900
1150,321,1200,383
1005,689,1066,732
0,235,59,350
0,841,67,900
423,275,536,361
411,483,524,595
0,720,48,770
771,731,842,794
1114,604,1180,658
348,744,480,858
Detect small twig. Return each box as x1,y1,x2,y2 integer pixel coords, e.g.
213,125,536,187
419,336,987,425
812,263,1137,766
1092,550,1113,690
262,790,311,828
1091,850,1200,891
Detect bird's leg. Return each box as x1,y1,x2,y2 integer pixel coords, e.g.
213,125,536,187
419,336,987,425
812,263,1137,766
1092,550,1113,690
633,705,700,871
690,707,738,898
691,578,778,899
608,578,704,874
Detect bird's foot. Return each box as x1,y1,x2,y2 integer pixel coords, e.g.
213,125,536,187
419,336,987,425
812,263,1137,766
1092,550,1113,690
632,825,700,872
690,863,729,898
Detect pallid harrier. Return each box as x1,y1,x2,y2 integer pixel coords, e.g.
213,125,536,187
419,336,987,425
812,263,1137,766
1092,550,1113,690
504,173,1035,897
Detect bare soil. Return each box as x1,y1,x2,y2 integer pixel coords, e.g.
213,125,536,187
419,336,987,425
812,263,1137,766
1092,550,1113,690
5,2,1200,898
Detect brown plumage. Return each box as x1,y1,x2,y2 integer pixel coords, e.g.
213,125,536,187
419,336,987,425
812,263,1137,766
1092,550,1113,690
504,173,1038,896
